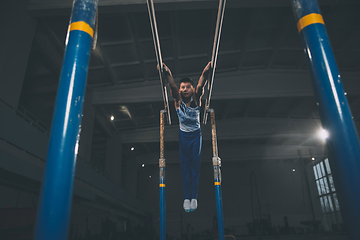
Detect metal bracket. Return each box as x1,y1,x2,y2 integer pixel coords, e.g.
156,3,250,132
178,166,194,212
212,157,221,167
159,158,166,168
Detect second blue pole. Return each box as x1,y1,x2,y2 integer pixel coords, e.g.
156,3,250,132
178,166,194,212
159,110,166,240
210,109,225,240
292,0,360,238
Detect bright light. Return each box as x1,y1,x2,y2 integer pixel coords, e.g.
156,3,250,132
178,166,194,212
312,157,315,161
131,147,135,151
149,175,152,178
142,163,145,167
293,169,296,172
110,116,114,121
344,92,347,95
317,129,329,140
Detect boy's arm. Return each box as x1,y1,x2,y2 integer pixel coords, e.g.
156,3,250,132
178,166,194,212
159,63,181,102
195,61,212,103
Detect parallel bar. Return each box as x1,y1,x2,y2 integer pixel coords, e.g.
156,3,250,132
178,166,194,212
147,0,171,125
203,0,227,124
159,110,166,240
210,109,225,240
34,1,98,239
291,1,360,239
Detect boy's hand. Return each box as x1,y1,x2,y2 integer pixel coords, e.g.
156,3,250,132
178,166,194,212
157,63,172,78
202,61,212,78
157,63,179,101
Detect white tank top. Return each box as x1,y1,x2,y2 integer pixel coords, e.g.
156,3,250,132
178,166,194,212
176,99,200,132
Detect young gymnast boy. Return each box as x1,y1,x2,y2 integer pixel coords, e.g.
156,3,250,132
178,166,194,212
159,62,211,212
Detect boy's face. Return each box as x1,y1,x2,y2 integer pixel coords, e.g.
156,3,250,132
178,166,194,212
179,82,194,98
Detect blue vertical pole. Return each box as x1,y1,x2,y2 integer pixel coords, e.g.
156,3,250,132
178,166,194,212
159,110,166,240
34,1,98,239
210,109,225,240
291,1,360,238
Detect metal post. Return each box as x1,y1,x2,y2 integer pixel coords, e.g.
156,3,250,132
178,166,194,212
203,0,227,124
292,1,360,238
159,110,166,240
33,1,98,239
210,109,225,240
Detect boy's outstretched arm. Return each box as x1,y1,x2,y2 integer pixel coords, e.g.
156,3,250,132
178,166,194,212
158,63,181,102
195,61,212,104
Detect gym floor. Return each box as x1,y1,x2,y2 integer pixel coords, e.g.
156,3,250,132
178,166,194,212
228,234,348,240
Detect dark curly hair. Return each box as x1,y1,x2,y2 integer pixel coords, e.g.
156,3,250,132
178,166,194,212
179,77,194,87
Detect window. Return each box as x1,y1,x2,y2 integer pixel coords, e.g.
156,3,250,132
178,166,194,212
313,158,343,231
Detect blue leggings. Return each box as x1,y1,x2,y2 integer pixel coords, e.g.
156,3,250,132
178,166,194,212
179,129,202,200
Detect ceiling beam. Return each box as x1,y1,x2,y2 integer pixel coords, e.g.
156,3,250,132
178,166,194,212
267,10,293,68
127,14,149,82
296,51,307,69
94,107,118,137
34,21,64,76
285,99,303,118
22,85,58,97
27,0,360,17
221,101,231,119
237,8,259,70
94,40,118,85
170,11,180,78
265,98,279,117
242,99,253,118
125,106,138,129
92,69,360,104
207,9,217,59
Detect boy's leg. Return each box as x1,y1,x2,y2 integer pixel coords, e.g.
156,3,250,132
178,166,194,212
179,131,191,200
190,130,202,200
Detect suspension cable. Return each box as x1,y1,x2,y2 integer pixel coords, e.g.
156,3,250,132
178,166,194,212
146,0,171,125
203,0,227,124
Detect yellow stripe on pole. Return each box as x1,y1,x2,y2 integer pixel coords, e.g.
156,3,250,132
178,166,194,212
70,21,94,38
159,184,165,187
297,13,324,33
214,182,221,185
